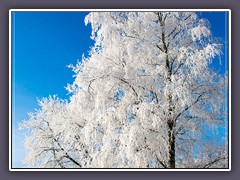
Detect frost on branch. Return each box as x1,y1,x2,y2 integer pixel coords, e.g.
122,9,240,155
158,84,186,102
20,12,228,168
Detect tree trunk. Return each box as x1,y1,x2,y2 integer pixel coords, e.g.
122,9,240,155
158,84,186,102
166,54,175,168
158,12,176,168
167,120,175,168
167,85,175,168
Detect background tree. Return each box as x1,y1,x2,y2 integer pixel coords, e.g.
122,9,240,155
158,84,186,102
20,12,228,168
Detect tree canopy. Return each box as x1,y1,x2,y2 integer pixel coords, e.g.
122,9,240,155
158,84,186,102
20,12,228,168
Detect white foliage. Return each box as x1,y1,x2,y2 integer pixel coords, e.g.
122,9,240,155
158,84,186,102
20,12,228,168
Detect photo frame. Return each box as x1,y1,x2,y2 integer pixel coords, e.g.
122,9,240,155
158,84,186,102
9,9,231,171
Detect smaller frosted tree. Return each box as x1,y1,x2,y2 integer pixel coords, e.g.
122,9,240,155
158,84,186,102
20,11,228,168
19,96,90,168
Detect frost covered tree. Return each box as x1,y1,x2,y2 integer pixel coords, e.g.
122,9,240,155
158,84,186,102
20,12,228,168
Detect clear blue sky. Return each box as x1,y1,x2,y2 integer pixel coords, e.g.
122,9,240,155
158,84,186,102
11,11,229,168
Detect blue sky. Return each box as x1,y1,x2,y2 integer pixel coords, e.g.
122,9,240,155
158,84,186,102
12,12,94,168
11,11,229,168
